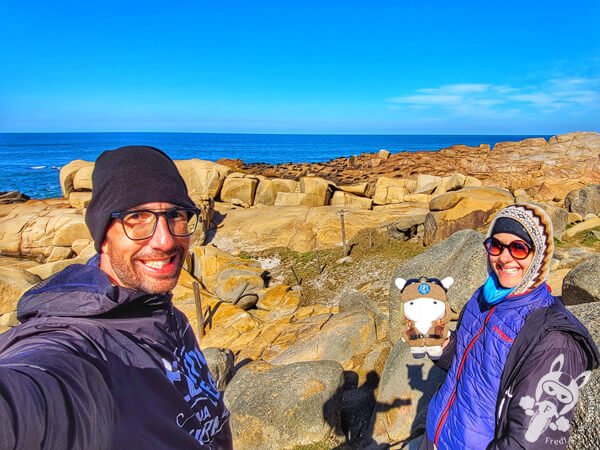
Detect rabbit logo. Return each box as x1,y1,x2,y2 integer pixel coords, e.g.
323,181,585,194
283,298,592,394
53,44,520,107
518,354,591,443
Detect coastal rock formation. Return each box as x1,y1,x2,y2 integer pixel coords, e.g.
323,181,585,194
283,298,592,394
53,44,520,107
562,256,600,305
565,184,600,217
1,132,600,449
224,360,344,450
240,132,600,192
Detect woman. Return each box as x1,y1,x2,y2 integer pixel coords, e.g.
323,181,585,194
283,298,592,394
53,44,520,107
420,203,599,449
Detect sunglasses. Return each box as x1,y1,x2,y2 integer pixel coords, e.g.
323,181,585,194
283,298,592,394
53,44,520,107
401,277,448,292
483,237,532,260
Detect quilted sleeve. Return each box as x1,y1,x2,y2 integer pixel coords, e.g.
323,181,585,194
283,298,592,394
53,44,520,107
487,331,590,450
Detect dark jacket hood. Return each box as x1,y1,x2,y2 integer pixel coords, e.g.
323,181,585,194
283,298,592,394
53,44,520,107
17,255,171,323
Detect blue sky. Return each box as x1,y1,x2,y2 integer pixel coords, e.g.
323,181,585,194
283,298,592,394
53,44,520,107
1,0,599,134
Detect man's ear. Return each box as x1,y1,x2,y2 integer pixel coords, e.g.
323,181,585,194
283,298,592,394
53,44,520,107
395,277,407,291
441,277,454,290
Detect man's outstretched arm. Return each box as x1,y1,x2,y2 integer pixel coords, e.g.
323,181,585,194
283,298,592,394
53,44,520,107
0,348,116,450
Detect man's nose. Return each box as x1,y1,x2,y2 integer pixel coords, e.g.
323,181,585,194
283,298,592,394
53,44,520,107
149,216,176,250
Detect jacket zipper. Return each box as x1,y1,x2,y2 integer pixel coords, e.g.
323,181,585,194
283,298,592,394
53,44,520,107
434,307,496,446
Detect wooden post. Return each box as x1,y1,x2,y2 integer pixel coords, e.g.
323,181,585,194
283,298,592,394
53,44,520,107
337,209,348,256
290,264,302,286
192,281,204,339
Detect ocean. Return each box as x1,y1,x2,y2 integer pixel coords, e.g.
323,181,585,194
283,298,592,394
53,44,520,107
0,132,550,199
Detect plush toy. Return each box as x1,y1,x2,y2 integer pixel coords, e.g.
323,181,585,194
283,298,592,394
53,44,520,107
394,276,454,359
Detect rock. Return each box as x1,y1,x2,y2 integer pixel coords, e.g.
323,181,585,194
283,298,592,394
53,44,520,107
202,347,234,391
72,165,93,191
68,191,92,209
220,175,258,208
59,160,93,197
254,178,298,206
0,267,40,315
270,311,377,370
390,229,487,343
403,193,432,204
225,360,345,450
565,217,600,238
386,208,429,241
26,256,87,280
210,205,422,254
378,149,391,160
530,201,568,241
373,178,413,205
369,339,447,445
256,285,301,312
415,174,441,195
0,191,30,204
215,267,264,309
338,290,388,341
47,246,73,262
424,187,513,245
189,245,262,296
562,256,600,305
51,216,91,246
175,159,232,199
299,177,334,206
566,303,600,450
568,212,583,224
536,179,586,203
338,182,371,197
565,184,600,216
330,191,373,210
274,192,324,207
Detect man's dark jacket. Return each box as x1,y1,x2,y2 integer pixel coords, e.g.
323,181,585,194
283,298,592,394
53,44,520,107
0,258,231,449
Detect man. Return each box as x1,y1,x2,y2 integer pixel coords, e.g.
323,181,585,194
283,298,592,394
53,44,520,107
0,146,232,449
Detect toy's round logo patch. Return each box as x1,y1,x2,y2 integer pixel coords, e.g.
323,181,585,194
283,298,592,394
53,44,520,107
418,283,431,295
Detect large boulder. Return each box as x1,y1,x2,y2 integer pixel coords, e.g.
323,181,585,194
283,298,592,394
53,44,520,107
565,217,600,238
300,177,334,206
224,360,345,450
0,267,41,315
59,160,94,197
202,347,234,391
174,159,232,199
565,185,600,217
424,187,513,245
254,178,298,206
389,229,487,344
220,174,259,208
530,201,568,241
330,191,373,210
562,256,600,305
567,303,600,450
269,311,377,370
373,178,413,205
210,205,424,254
369,339,447,445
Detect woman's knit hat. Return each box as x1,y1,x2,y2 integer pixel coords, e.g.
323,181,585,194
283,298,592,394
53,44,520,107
486,203,554,295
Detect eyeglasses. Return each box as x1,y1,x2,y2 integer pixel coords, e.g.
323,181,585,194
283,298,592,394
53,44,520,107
110,207,200,241
483,237,532,260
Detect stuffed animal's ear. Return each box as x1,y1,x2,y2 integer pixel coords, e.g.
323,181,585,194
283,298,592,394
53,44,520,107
395,277,407,291
441,277,454,290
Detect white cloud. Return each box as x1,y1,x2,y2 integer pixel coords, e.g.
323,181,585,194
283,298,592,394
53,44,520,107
388,77,600,117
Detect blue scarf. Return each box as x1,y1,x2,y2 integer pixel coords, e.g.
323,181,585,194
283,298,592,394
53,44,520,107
482,272,514,305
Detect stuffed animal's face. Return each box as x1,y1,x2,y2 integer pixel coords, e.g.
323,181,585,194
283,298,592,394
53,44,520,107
403,297,446,323
395,277,454,336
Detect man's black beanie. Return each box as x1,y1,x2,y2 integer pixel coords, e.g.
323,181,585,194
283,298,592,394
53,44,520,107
85,145,196,252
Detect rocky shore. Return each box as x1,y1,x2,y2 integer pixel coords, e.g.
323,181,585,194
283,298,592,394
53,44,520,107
1,132,600,449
